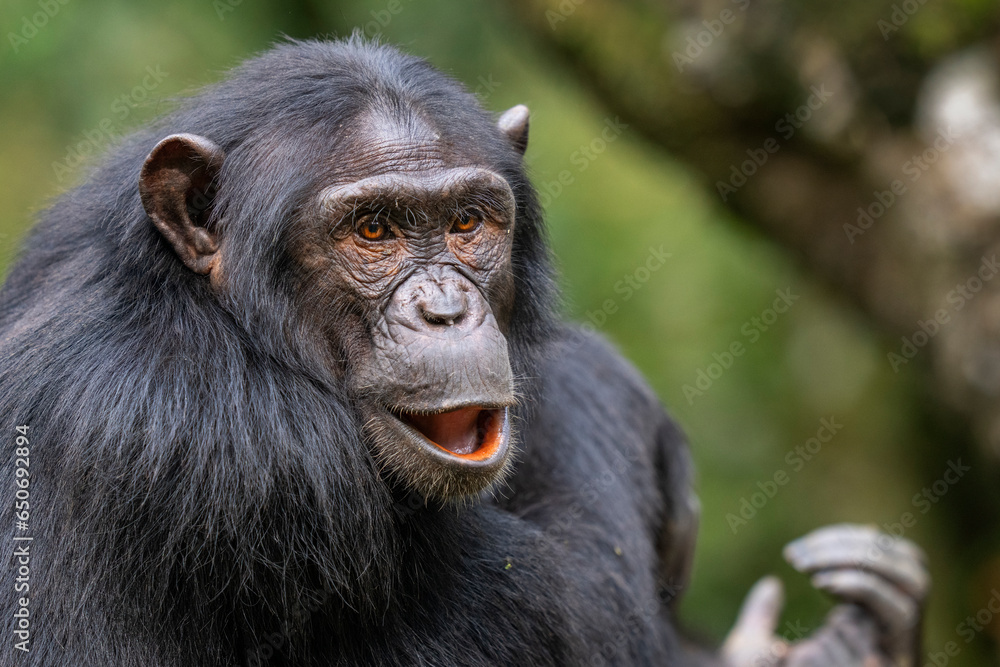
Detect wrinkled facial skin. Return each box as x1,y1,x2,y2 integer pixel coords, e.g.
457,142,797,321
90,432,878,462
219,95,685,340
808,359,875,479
293,138,520,501
138,102,532,502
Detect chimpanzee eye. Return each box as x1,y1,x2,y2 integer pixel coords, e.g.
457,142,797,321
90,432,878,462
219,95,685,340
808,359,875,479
450,210,483,234
357,215,391,241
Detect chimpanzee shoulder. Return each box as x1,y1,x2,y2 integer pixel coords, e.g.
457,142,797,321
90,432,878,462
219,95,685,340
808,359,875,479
503,326,700,600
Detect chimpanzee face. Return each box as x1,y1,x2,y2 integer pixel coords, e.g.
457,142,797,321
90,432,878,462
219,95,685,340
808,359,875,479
139,104,531,500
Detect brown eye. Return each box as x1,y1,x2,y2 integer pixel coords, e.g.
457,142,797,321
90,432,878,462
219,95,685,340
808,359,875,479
451,211,482,234
357,216,391,241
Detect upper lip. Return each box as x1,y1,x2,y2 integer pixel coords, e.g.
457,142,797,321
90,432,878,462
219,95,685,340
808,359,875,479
386,398,514,415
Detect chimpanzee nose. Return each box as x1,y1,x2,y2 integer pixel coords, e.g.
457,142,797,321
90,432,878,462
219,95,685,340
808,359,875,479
386,268,486,335
417,279,468,327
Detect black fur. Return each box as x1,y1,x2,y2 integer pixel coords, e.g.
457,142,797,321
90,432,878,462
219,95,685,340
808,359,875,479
1,38,701,666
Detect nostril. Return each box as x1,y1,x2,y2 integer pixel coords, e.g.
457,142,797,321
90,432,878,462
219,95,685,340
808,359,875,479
421,309,464,327
414,279,469,327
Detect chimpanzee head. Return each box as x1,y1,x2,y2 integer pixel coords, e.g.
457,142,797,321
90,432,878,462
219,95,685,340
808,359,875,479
136,40,551,501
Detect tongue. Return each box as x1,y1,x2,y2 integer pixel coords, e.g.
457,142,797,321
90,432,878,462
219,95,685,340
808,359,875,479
405,407,482,455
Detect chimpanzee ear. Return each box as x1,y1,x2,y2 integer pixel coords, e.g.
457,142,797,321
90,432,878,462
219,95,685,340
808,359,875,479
139,133,225,275
497,105,529,155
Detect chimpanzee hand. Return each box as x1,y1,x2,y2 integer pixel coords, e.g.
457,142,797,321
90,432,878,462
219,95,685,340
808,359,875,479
722,524,929,666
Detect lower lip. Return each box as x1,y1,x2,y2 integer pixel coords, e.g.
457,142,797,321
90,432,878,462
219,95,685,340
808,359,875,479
400,407,508,462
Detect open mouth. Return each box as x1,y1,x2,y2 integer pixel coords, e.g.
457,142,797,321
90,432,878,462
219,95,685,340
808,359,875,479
395,406,507,462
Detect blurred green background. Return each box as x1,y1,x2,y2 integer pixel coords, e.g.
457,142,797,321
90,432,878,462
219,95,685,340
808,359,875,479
3,0,999,663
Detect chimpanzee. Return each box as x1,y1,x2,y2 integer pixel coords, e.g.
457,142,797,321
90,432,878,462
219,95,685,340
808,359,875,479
1,38,927,666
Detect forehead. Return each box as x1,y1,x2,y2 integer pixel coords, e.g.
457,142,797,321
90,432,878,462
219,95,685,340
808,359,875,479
344,105,476,177
313,104,514,212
